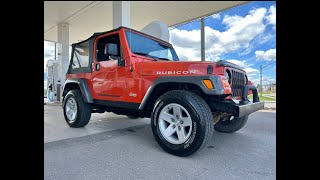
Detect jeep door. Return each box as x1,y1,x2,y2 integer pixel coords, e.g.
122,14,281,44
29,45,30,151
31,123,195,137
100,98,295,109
91,32,126,100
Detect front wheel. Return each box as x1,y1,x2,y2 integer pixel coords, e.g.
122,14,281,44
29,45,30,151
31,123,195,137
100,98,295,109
151,90,214,157
214,115,248,133
63,89,92,128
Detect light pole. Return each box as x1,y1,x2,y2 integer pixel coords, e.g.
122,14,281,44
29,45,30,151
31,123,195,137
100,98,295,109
259,61,276,97
260,65,262,97
200,18,205,61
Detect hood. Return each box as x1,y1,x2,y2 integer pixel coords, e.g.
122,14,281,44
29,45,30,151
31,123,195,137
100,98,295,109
215,60,244,71
140,61,219,76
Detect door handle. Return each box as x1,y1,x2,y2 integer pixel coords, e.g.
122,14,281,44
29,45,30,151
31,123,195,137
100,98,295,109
96,63,100,71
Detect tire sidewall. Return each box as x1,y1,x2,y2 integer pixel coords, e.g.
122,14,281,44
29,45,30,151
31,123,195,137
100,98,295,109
214,115,248,133
63,91,79,126
152,93,206,153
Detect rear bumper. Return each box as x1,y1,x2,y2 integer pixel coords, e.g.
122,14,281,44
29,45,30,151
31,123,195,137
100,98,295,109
208,85,264,117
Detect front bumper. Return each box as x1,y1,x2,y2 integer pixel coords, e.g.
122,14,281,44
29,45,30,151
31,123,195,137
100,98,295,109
237,101,264,117
208,85,264,117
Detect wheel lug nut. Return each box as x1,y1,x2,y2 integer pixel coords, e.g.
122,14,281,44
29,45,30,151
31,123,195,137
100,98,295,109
172,125,176,128
178,126,181,130
171,118,175,122
176,115,179,119
180,120,183,124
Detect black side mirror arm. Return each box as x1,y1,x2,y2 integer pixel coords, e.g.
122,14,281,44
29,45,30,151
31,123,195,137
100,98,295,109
118,59,125,67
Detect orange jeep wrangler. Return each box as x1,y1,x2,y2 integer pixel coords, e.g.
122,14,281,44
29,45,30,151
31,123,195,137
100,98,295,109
62,27,264,156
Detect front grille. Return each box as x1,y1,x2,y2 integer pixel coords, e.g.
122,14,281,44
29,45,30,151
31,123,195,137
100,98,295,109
231,70,246,97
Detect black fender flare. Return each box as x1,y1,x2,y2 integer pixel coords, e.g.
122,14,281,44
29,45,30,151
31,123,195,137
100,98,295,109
63,78,93,103
138,76,225,110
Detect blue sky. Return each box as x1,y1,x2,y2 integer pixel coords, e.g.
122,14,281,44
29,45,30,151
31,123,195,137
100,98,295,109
169,1,276,85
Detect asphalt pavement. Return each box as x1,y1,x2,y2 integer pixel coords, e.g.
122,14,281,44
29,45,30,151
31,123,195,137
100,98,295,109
44,105,276,180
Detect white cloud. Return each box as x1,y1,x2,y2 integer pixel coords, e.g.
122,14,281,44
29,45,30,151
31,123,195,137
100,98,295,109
262,76,275,85
44,41,55,70
266,5,276,26
250,77,274,86
222,15,242,27
44,41,55,60
174,46,200,61
211,13,221,20
239,32,274,56
257,33,274,45
250,78,259,85
226,59,247,68
170,7,268,61
255,48,276,61
244,67,259,76
170,29,201,48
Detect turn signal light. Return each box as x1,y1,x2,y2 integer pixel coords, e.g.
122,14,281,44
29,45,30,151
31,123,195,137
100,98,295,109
203,80,214,89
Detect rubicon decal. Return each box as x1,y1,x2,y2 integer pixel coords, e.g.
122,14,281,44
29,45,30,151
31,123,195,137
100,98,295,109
156,70,196,75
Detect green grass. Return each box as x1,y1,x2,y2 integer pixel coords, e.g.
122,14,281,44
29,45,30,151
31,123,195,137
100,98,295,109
259,92,276,96
261,91,272,94
248,94,276,102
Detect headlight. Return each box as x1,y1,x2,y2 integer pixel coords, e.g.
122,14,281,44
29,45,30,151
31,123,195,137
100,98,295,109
225,69,231,84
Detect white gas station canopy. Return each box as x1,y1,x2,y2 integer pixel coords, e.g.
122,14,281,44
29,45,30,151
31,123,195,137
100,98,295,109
44,1,248,44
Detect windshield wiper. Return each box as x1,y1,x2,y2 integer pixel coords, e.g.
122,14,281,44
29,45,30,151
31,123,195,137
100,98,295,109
132,52,157,61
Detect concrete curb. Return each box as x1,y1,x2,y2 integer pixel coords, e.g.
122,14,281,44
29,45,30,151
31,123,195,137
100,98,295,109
45,102,62,106
264,101,276,110
263,107,276,111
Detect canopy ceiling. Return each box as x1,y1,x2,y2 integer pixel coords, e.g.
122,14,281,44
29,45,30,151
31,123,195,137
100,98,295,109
44,1,248,44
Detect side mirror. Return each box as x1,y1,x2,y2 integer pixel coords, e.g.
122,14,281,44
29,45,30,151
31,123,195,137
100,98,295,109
104,43,118,56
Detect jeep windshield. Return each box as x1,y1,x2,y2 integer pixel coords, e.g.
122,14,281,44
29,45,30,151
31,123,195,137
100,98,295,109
125,30,179,61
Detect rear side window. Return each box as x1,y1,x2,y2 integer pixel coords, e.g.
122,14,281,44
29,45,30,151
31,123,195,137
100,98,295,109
72,41,89,69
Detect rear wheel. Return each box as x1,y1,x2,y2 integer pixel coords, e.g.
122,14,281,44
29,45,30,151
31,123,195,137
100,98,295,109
214,115,248,133
151,90,214,157
63,89,92,128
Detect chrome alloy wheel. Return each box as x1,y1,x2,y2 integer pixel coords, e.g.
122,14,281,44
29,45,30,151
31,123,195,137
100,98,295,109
65,97,78,123
158,103,193,144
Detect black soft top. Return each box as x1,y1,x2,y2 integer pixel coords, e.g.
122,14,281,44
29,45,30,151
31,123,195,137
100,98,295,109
72,26,172,47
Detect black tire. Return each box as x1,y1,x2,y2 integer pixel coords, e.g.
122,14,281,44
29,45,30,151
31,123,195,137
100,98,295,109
63,89,92,128
151,90,214,157
214,115,248,133
127,116,139,119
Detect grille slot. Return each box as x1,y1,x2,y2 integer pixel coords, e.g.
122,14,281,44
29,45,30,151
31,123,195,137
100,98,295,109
231,70,246,97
